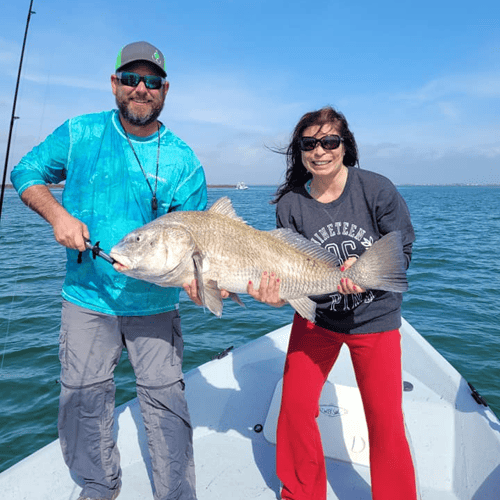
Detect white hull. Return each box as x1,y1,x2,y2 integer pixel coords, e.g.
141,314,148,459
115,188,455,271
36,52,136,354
1,318,500,499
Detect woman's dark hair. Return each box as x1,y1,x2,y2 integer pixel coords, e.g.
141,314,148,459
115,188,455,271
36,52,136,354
272,106,359,204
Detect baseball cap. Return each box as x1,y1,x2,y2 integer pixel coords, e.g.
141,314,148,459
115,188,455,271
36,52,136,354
115,41,167,77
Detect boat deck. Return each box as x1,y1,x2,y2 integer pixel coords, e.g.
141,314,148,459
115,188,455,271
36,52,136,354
1,320,500,499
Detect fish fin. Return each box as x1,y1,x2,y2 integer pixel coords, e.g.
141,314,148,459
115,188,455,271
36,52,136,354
229,292,245,307
269,228,341,266
208,197,246,223
203,280,225,317
192,252,228,317
192,251,208,307
288,297,317,322
351,231,409,292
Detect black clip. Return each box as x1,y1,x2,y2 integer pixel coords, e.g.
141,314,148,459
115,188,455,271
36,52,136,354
91,241,101,260
79,241,101,262
468,382,488,407
212,346,234,360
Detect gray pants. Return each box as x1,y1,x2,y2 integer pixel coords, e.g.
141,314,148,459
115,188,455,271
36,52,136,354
58,300,196,500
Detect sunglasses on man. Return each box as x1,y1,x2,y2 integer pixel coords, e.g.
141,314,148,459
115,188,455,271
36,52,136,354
116,71,166,90
299,135,344,152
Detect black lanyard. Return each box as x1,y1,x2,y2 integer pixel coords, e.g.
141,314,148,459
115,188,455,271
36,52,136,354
122,123,161,214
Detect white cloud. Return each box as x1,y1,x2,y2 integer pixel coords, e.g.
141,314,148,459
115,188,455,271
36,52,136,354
0,38,21,68
437,101,460,120
2,45,500,187
361,141,500,185
165,70,305,135
21,72,110,92
394,72,500,104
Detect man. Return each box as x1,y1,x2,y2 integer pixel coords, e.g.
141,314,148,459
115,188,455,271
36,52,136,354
11,41,206,500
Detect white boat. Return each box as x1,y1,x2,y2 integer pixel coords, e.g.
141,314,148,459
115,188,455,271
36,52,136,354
1,318,500,499
236,181,249,190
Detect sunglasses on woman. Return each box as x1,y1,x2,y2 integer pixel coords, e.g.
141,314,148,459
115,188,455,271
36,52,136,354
299,135,344,151
115,71,166,90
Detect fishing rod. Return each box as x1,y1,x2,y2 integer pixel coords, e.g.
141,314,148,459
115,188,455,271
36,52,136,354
0,0,36,221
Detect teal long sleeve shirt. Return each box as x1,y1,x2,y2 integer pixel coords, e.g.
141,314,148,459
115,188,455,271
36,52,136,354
11,110,207,315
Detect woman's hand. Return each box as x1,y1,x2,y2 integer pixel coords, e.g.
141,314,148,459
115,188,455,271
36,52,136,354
338,257,366,295
247,271,286,307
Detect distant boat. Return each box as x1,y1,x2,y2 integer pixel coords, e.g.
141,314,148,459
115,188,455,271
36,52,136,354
236,182,249,190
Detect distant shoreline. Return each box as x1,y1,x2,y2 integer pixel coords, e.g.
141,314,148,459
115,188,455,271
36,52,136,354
397,184,500,187
3,184,243,189
3,183,500,189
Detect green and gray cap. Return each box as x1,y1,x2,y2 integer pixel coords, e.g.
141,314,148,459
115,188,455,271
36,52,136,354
115,41,167,77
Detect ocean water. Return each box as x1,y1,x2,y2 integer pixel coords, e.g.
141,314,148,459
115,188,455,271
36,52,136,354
1,184,499,473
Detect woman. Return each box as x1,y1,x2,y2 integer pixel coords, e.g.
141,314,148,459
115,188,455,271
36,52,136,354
249,106,417,500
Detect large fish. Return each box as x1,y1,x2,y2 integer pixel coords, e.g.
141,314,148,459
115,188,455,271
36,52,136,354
110,197,408,322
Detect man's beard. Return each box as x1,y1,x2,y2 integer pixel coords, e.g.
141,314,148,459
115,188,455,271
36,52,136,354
116,96,164,127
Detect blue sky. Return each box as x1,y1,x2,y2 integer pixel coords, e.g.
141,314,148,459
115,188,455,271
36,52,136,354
1,0,499,186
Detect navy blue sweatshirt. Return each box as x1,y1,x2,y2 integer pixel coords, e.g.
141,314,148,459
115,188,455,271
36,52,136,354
276,168,415,334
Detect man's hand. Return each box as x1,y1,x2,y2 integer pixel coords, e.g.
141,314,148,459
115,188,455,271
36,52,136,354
183,279,230,306
52,212,90,251
21,185,89,251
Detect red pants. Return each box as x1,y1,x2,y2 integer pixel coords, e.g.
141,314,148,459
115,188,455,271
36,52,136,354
277,315,417,500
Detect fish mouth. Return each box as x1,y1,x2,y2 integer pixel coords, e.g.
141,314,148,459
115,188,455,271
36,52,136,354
109,253,131,272
113,261,129,272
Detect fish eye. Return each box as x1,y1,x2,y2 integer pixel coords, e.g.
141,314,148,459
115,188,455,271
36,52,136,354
136,236,141,242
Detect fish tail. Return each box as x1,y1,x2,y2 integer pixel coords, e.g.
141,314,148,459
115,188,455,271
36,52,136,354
349,232,408,293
